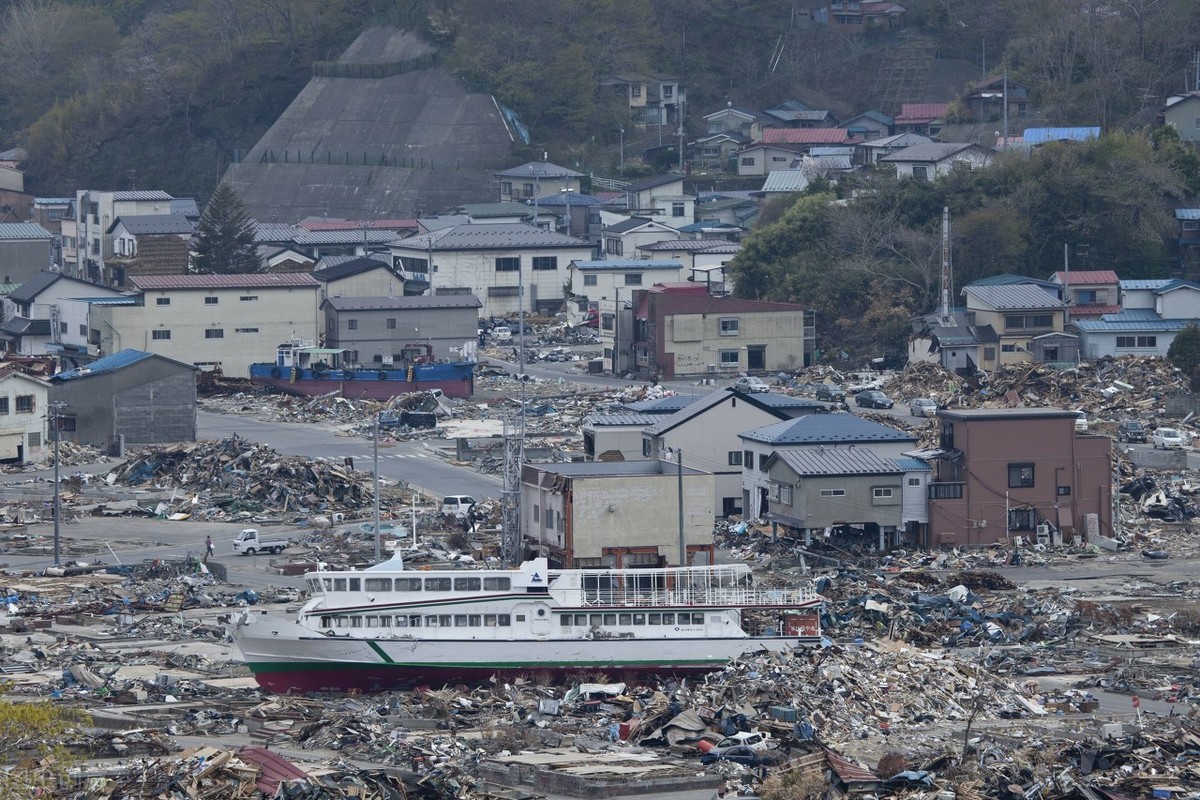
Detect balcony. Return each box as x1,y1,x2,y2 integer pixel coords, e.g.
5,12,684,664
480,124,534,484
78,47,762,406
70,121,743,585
928,482,964,500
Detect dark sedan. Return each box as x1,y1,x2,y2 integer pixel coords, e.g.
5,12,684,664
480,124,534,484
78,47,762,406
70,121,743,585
855,390,894,409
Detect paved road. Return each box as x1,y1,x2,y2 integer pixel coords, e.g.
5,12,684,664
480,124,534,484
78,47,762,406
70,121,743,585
197,410,502,501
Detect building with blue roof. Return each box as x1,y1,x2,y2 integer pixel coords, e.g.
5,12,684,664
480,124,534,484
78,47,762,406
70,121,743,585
50,349,196,446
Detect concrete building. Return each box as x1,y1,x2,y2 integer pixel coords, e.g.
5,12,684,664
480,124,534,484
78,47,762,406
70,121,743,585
89,274,320,376
738,414,921,545
61,190,179,284
1049,270,1121,320
880,142,993,180
623,176,695,226
1161,92,1200,143
629,284,814,379
106,214,195,285
321,295,481,367
602,218,680,259
0,368,49,464
962,283,1068,366
0,223,54,286
520,460,713,569
495,162,584,203
386,223,592,317
581,412,662,462
313,257,410,303
50,350,196,448
1,270,124,359
568,260,685,325
641,388,827,518
926,408,1112,547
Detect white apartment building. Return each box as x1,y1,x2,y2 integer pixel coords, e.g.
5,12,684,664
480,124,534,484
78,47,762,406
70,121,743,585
87,274,320,376
61,190,181,284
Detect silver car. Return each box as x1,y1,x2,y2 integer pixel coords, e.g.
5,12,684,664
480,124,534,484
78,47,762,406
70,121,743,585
909,398,938,417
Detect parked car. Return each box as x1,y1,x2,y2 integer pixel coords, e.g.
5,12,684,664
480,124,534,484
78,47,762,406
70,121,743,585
699,745,781,767
714,731,772,751
733,376,770,394
1152,428,1187,449
909,398,938,417
855,390,894,409
1073,411,1089,432
1116,420,1148,443
440,495,477,517
815,383,846,402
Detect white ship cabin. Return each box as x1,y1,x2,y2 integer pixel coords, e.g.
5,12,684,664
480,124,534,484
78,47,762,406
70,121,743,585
298,558,820,640
274,337,348,371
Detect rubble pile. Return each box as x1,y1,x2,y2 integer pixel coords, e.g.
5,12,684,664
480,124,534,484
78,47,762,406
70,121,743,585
111,435,383,515
202,390,454,435
3,440,109,473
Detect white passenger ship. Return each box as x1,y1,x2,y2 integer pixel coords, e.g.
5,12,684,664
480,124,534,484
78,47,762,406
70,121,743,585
233,557,822,693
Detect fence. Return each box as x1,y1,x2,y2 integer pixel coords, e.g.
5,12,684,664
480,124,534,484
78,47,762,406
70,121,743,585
243,149,514,172
312,52,439,79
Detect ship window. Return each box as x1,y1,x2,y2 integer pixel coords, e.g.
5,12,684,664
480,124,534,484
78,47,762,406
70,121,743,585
425,616,438,627
661,613,675,625
498,615,511,626
633,613,645,625
483,577,511,591
619,613,632,625
649,613,662,625
320,616,332,627
351,617,363,628
366,617,379,627
590,614,603,626
515,614,525,622
378,616,390,627
425,578,452,591
335,617,347,627
603,614,617,625
469,615,481,627
560,615,572,627
439,615,452,627
322,578,333,591
409,616,422,627
395,578,422,591
454,577,481,591
395,616,409,627
486,615,500,627
333,578,347,591
365,578,391,591
348,578,361,591
574,614,587,626
454,615,468,627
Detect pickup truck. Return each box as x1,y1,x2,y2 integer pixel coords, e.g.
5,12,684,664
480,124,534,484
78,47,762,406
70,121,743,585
232,528,289,555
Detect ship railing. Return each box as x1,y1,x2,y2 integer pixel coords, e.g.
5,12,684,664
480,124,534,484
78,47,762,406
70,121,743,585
570,585,818,608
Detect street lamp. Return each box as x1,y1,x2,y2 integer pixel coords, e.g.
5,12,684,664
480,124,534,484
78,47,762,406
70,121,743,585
661,446,685,567
619,128,625,171
48,401,67,566
373,412,382,563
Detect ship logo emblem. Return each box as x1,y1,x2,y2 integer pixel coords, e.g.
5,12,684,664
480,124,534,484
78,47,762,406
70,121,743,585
531,572,543,583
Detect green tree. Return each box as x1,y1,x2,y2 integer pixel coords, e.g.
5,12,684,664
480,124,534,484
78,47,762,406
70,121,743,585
0,696,89,795
1168,323,1200,390
191,183,260,274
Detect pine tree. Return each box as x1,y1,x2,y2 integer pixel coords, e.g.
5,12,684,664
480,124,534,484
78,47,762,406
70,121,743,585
191,183,260,274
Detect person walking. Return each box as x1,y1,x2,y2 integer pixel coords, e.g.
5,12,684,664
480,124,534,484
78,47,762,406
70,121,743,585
205,535,215,563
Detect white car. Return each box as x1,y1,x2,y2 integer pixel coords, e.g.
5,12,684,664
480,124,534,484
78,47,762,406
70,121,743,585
1073,411,1089,432
733,376,770,393
909,398,938,417
1152,428,1187,449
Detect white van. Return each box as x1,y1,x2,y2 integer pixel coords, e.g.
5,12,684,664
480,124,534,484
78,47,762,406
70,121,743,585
441,495,476,518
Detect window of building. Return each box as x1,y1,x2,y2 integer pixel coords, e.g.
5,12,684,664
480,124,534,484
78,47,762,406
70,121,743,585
741,157,755,167
984,346,996,360
239,295,258,302
156,297,170,306
1116,335,1156,349
643,439,651,458
873,487,893,499
1185,221,1200,231
59,322,67,335
606,238,624,256
205,329,224,339
743,450,753,469
912,166,929,180
501,181,512,196
1001,343,1017,352
488,286,522,297
941,423,954,448
631,84,642,98
533,505,540,522
908,477,921,487
624,273,642,286
1008,463,1035,488
347,319,358,330
819,489,845,497
1075,289,1098,305
522,182,534,198
928,482,963,499
0,398,9,414
544,509,554,529
1008,508,1036,531
600,313,614,331
1057,485,1072,496
672,202,685,217
719,318,740,336
532,256,558,271
236,327,259,334
152,329,171,340
779,484,793,505
728,451,742,466
14,395,33,414
1004,314,1053,331
583,275,597,286
663,85,674,98
719,350,739,367
204,296,218,305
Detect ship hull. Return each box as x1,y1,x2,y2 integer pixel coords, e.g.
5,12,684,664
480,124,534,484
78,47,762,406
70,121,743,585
235,618,808,693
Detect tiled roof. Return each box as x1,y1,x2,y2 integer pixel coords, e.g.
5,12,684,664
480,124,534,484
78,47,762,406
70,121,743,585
740,414,916,445
297,218,418,232
571,259,682,271
1070,312,1193,332
1023,127,1100,143
639,239,740,253
760,169,810,193
605,217,661,234
54,349,152,379
311,257,393,282
582,413,660,428
111,190,173,201
1119,279,1172,290
894,457,932,472
495,161,584,179
895,103,949,124
646,388,788,437
627,175,685,191
880,142,986,163
290,229,397,246
1154,278,1200,294
1176,208,1200,221
0,223,52,240
761,128,854,144
1051,270,1119,285
964,284,1062,310
394,223,588,251
112,214,194,235
623,395,705,414
1067,304,1122,317
130,274,319,290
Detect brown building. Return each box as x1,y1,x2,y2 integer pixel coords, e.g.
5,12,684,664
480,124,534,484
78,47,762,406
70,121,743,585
926,409,1112,547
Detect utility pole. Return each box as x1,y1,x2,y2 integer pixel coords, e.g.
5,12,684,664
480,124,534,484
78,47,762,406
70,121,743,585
373,414,381,563
49,401,66,566
677,103,685,171
674,448,685,567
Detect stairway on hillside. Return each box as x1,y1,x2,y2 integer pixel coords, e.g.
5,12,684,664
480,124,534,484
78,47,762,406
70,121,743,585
871,30,938,114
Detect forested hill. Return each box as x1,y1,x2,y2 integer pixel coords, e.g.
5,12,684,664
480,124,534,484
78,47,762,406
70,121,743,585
3,0,1199,203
